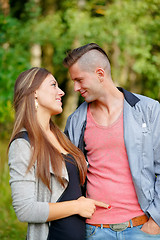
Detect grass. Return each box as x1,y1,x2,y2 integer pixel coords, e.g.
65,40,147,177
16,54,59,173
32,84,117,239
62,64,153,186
0,139,27,240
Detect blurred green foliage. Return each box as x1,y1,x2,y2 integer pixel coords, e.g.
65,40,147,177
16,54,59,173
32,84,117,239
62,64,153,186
0,0,160,138
0,167,27,239
0,139,27,239
0,0,160,238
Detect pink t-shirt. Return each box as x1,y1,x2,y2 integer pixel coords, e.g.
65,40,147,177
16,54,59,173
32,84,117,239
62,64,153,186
85,105,144,224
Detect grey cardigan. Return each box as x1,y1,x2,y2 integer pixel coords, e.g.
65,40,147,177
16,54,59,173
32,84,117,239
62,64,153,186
8,136,69,240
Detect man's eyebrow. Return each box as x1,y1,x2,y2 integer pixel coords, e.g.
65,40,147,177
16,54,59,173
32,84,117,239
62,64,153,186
72,77,82,81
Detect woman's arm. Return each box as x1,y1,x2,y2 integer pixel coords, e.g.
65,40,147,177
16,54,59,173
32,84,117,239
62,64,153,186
47,197,110,221
9,139,110,223
9,139,49,223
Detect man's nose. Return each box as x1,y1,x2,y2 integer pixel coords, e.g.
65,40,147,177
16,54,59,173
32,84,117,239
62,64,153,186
74,81,81,92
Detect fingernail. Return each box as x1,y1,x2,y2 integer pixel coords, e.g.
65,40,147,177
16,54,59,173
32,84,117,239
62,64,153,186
108,205,112,209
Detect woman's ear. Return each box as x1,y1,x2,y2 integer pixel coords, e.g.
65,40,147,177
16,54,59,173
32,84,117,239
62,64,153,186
34,91,37,99
34,91,39,110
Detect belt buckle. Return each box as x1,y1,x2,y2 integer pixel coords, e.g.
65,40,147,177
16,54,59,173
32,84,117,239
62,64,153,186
109,221,129,232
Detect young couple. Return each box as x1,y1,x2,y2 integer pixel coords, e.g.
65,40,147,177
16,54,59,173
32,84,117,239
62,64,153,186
9,43,160,240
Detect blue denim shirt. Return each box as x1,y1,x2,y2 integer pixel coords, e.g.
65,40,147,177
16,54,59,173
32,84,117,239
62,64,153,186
65,88,160,227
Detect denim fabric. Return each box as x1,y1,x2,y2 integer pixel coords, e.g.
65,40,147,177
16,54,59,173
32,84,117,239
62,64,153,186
85,224,160,240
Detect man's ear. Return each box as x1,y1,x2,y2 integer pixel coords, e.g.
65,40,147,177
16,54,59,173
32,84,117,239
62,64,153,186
95,68,105,82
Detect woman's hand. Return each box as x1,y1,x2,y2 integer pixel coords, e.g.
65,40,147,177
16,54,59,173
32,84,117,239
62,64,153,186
47,197,111,221
76,196,111,218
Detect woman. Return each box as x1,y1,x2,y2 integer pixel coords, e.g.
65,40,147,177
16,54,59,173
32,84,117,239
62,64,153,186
8,67,109,240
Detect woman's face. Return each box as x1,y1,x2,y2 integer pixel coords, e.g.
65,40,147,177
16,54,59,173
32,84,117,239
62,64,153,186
35,74,65,117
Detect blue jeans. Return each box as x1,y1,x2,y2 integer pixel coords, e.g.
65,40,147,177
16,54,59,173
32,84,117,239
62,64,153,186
85,224,160,240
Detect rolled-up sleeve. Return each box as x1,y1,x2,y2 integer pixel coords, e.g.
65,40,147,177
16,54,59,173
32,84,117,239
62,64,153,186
8,139,49,223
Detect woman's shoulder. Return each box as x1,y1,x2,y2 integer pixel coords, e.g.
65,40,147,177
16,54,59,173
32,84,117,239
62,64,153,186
11,128,29,142
8,129,31,165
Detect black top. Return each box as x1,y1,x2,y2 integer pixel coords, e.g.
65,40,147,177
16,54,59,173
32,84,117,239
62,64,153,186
47,154,85,240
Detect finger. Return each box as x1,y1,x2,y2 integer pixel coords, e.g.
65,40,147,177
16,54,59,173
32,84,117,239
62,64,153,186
94,201,111,209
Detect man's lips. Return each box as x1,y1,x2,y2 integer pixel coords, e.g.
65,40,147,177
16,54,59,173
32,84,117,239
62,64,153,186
80,90,87,97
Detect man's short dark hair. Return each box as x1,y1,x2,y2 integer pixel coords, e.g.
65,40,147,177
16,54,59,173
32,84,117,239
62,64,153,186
63,43,110,68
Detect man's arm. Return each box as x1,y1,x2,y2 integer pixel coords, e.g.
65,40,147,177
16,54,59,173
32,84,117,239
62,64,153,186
143,101,160,233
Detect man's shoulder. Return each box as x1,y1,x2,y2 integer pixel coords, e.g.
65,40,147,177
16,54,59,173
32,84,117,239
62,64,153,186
68,101,88,120
134,93,159,106
65,102,88,135
64,102,88,143
132,93,160,118
119,87,159,108
123,89,160,117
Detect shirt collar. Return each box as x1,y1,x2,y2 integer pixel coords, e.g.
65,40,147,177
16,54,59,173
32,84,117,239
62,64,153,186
117,87,140,107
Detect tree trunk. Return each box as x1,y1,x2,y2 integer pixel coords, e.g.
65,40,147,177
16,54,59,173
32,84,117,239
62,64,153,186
59,39,81,130
42,43,54,73
0,0,10,16
59,75,79,130
30,44,42,67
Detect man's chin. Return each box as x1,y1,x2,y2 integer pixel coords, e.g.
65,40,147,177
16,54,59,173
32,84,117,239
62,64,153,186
84,98,92,103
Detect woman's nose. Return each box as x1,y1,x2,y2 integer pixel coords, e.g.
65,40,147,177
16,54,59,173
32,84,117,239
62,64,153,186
58,87,65,96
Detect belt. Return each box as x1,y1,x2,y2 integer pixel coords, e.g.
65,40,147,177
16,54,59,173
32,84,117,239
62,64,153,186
90,215,148,229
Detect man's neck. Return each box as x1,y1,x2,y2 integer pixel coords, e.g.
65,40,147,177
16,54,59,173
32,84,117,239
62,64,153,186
89,89,124,127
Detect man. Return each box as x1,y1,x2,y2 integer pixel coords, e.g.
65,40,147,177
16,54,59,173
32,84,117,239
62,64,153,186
63,43,160,239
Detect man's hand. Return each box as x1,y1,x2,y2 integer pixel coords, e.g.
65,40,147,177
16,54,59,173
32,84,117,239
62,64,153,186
141,217,160,235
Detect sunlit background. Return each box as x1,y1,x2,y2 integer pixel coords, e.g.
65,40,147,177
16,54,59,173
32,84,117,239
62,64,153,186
0,0,160,238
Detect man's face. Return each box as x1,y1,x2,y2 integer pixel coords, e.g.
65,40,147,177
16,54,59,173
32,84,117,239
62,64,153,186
69,62,102,103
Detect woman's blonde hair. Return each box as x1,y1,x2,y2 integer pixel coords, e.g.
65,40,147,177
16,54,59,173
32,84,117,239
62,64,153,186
9,67,87,190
